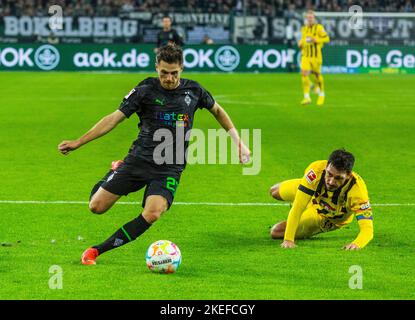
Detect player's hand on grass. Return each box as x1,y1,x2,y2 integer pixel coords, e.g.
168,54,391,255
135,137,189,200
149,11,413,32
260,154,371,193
281,240,297,249
239,143,251,164
343,243,360,250
58,140,81,155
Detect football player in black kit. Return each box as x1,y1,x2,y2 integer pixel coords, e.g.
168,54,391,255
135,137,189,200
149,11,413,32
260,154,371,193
58,45,251,265
156,16,184,49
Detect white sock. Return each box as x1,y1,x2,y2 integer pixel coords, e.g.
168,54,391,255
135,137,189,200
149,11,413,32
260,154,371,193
304,93,310,99
319,92,325,97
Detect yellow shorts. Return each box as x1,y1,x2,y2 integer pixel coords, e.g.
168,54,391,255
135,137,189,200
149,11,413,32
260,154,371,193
278,179,339,239
300,58,322,74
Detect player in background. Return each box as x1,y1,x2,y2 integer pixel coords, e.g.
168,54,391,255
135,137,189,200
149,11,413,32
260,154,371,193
58,45,251,265
269,149,374,250
298,10,330,106
156,15,184,50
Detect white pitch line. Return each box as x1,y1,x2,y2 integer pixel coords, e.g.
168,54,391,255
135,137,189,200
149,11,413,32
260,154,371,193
0,200,414,207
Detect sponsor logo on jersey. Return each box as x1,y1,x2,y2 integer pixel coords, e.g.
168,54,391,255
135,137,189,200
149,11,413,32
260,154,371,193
156,111,190,127
306,169,317,184
125,88,136,99
359,202,371,211
319,199,336,212
107,172,115,182
184,94,191,106
154,98,165,106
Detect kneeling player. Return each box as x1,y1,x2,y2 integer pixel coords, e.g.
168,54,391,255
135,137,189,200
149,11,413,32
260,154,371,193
269,149,373,250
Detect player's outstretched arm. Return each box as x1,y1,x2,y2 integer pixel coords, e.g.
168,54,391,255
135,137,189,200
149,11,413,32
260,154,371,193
58,110,126,155
281,187,312,249
343,219,374,250
208,102,251,164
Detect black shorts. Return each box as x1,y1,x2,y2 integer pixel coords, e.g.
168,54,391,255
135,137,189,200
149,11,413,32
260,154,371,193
99,156,182,209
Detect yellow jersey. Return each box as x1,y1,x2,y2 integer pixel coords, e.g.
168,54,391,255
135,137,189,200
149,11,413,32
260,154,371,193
284,160,374,248
300,23,330,61
300,160,373,226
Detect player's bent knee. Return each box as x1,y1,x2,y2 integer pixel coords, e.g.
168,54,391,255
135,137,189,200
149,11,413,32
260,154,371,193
143,207,165,223
143,196,168,223
88,187,120,214
143,202,167,222
270,222,286,239
88,201,108,214
270,183,283,200
270,229,284,239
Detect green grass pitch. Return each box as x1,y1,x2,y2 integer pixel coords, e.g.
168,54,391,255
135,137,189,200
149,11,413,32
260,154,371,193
0,72,414,300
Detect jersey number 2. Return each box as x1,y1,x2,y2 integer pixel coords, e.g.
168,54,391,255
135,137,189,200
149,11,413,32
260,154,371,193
166,177,179,195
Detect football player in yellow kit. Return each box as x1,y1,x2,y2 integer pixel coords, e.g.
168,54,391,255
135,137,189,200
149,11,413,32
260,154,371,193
299,10,330,106
269,149,373,250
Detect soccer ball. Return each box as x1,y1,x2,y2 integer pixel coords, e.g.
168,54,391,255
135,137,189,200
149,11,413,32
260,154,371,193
145,240,181,274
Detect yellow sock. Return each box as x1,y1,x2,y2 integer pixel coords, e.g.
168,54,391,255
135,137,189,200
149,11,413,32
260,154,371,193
302,75,311,97
311,74,320,93
316,74,324,94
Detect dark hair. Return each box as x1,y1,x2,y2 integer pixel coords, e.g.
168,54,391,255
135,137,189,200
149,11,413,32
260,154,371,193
156,44,183,65
162,15,172,21
328,149,355,173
